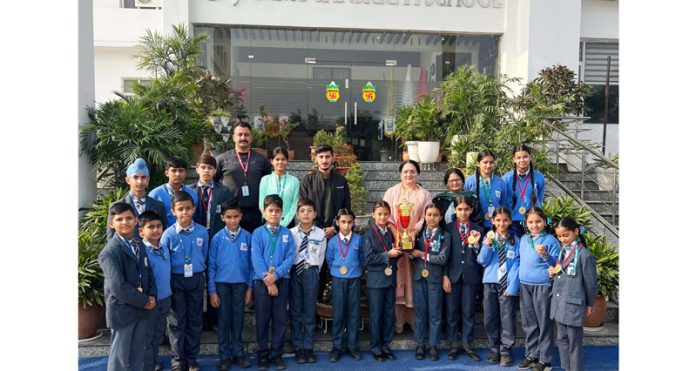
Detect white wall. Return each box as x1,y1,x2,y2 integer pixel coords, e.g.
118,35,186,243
527,0,582,80
581,0,619,40
80,0,97,212
94,47,153,103
94,4,163,47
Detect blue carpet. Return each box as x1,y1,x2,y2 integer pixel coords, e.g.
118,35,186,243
79,346,618,370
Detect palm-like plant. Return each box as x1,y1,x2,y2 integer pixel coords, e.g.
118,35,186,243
136,24,207,79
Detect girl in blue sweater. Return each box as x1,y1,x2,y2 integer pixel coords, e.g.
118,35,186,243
502,144,545,238
517,208,559,371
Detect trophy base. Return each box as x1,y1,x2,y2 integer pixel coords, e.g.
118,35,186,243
400,241,413,251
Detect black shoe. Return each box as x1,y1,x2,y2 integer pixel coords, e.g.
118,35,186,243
415,346,425,360
383,350,396,360
349,349,362,360
447,347,460,360
429,347,439,361
517,356,539,370
487,352,501,364
233,355,251,368
329,348,341,362
462,347,481,362
372,353,385,362
219,359,231,371
189,361,201,371
531,362,552,371
501,354,513,367
271,357,286,370
295,349,307,364
257,357,269,371
305,349,317,364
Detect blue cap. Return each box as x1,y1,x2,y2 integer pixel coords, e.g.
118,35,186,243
126,158,149,177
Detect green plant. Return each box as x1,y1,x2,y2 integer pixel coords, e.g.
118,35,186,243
393,105,419,147
541,195,593,228
583,233,619,299
136,24,207,79
394,95,444,142
345,163,368,215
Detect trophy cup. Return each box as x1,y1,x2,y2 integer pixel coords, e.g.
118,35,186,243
398,197,414,251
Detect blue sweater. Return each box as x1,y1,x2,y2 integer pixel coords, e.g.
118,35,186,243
519,233,560,286
251,225,295,280
208,227,254,294
148,183,199,227
144,241,172,301
502,170,545,221
326,232,364,279
464,174,509,228
477,234,521,296
161,222,209,274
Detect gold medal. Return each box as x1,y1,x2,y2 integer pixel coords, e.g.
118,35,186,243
340,265,348,275
269,266,276,274
484,213,490,220
384,266,393,276
554,264,562,274
534,244,544,253
518,207,526,215
421,268,429,278
467,235,476,244
486,231,496,240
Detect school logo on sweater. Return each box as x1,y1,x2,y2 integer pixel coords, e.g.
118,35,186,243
240,243,248,251
197,237,204,247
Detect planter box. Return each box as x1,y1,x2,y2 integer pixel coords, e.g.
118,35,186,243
596,167,618,191
417,141,440,163
405,141,420,162
563,150,586,173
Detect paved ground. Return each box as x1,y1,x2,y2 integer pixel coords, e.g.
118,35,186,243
79,346,618,371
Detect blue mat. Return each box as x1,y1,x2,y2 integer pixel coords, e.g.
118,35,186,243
79,346,618,370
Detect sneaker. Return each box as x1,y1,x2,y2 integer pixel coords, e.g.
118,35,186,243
305,349,317,364
429,347,439,361
329,348,341,362
531,362,552,371
295,349,307,364
219,359,231,371
501,354,513,367
517,356,538,370
257,357,269,371
189,361,201,371
272,357,286,370
462,347,481,362
487,352,501,364
233,355,251,368
415,346,425,360
447,347,460,360
348,349,362,360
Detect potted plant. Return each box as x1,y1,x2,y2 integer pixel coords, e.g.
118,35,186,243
277,115,299,159
410,95,444,163
582,233,619,328
594,154,619,192
394,105,420,162
250,126,268,158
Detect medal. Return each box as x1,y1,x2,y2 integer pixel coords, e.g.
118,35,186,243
340,265,348,275
384,266,393,276
421,268,429,278
518,207,526,215
269,266,276,274
467,235,476,244
554,263,562,274
486,230,496,240
484,213,490,220
534,244,544,253
338,233,353,276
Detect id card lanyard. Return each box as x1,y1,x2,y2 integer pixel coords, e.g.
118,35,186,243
199,185,213,229
178,231,194,277
481,176,495,217
517,174,531,208
557,240,580,275
264,226,280,272
338,233,353,272
276,174,287,196
371,224,390,267
528,233,554,268
236,151,251,197
422,229,436,268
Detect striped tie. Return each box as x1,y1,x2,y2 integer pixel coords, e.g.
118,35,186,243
497,238,507,294
459,223,468,247
130,239,140,259
134,198,146,215
296,230,309,276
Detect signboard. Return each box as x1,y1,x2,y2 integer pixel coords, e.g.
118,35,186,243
362,81,376,103
326,81,340,102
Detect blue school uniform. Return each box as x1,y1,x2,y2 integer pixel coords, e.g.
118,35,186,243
143,240,172,371
251,224,295,361
326,232,364,352
477,232,520,357
412,227,451,348
502,170,545,233
361,221,399,355
518,232,560,365
148,183,199,227
160,222,209,369
464,174,508,229
208,226,253,362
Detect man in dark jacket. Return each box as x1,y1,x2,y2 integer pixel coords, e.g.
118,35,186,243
299,145,351,238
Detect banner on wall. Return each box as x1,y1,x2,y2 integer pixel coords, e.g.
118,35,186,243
362,82,376,103
326,81,340,102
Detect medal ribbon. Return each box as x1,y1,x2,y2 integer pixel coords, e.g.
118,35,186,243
422,229,436,262
457,220,471,245
371,224,389,253
517,174,531,206
528,233,554,267
235,151,251,181
276,174,287,196
558,240,581,271
492,234,508,252
338,233,353,264
480,176,493,203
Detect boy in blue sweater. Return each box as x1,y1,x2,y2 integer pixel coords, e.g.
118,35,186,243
208,200,254,370
139,211,170,371
149,156,198,227
161,191,209,371
251,194,296,370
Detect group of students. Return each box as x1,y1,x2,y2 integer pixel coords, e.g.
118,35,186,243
98,143,598,371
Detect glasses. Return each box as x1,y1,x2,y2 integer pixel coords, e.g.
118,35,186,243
447,178,463,184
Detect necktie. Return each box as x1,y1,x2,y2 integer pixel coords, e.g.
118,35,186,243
229,230,237,240
425,229,432,241
342,237,349,245
459,223,468,247
296,230,310,275
497,238,507,294
130,239,140,259
134,198,146,214
201,185,210,205
270,226,278,236
182,227,192,235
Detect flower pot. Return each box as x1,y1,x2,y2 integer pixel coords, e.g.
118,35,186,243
584,295,608,328
417,141,440,163
78,303,105,340
316,302,333,319
564,150,585,172
336,166,350,176
288,149,296,161
355,214,370,227
596,167,618,192
310,146,317,161
401,151,409,161
405,141,420,162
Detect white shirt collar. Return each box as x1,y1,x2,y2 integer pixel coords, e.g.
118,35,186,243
339,231,352,241
175,223,194,234
197,181,214,188
142,239,160,249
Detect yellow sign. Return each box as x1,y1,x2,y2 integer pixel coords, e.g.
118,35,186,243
326,81,340,102
362,81,376,103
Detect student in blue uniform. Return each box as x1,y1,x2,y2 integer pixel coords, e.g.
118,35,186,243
190,154,233,238
326,208,364,363
410,203,451,361
464,151,508,233
549,218,598,371
477,207,520,367
149,156,199,227
362,201,402,362
139,211,171,371
251,194,296,370
107,158,168,240
502,145,545,238
208,200,254,370
160,191,209,371
443,195,483,362
517,208,560,371
98,202,156,371
289,199,327,365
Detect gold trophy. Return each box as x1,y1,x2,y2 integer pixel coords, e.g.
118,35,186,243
398,196,414,251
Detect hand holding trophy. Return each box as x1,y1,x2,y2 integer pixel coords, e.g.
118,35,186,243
398,196,414,251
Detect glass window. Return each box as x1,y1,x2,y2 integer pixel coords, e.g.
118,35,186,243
122,78,151,95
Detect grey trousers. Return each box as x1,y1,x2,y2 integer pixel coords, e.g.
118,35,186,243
520,283,554,363
143,297,171,371
107,317,149,371
556,322,584,371
482,283,517,355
